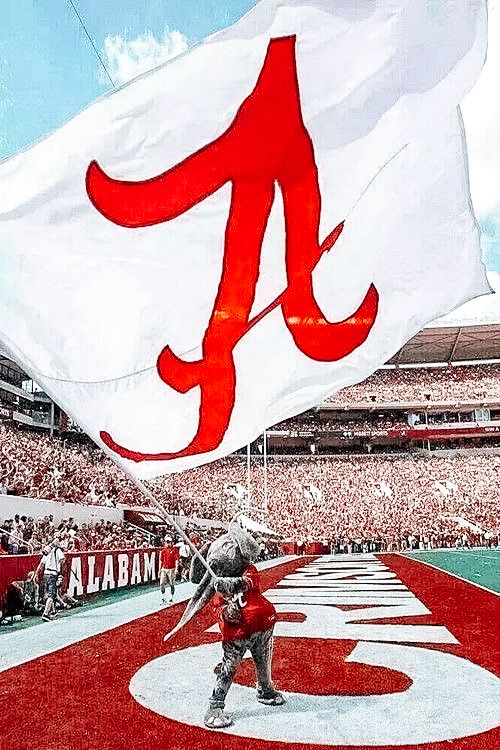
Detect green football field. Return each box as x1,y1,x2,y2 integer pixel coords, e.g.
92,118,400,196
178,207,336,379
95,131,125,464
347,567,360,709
404,548,500,593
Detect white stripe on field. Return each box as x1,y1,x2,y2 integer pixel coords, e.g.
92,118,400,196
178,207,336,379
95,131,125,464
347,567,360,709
0,555,297,673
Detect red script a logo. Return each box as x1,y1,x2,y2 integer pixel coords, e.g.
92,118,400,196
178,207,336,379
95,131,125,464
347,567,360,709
86,36,379,462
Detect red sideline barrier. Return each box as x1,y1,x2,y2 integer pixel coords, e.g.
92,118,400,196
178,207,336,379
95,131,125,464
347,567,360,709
0,548,161,608
305,541,323,554
282,542,296,555
0,553,40,608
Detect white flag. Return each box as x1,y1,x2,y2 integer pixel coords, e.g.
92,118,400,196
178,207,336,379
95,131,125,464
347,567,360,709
224,482,248,502
451,516,483,533
0,0,489,478
434,480,451,496
380,481,393,499
303,483,323,503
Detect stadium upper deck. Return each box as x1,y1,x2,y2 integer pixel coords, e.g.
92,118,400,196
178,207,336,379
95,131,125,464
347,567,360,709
1,323,500,432
324,362,500,407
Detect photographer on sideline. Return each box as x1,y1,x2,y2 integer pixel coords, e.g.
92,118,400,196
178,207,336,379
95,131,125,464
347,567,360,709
36,538,65,622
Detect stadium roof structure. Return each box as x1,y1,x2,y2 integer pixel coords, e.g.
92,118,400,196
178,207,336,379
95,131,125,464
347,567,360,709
387,323,500,365
0,354,24,372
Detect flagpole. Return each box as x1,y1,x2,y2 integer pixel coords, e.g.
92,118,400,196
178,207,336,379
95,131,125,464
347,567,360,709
120,466,217,579
246,443,251,507
263,429,268,514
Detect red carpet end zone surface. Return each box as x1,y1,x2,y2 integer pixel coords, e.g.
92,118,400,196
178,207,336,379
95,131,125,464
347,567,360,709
0,555,498,750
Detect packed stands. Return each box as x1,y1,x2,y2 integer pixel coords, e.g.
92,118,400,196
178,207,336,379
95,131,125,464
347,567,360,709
5,421,495,550
325,363,500,403
1,360,499,551
0,424,139,505
0,515,152,554
272,414,409,432
169,454,499,546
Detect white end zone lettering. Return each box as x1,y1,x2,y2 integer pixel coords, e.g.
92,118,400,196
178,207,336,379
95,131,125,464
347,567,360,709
129,555,500,745
130,639,500,745
86,555,100,594
65,550,158,597
101,554,116,591
143,551,157,582
67,555,84,598
117,553,129,587
130,553,142,585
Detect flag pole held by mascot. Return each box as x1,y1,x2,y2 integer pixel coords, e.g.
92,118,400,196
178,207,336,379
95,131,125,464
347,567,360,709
164,519,285,729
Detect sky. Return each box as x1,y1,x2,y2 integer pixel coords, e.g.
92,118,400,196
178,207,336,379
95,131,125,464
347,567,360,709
0,0,498,322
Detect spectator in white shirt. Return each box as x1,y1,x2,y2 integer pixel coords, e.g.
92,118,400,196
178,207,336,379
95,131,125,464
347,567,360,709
36,539,65,622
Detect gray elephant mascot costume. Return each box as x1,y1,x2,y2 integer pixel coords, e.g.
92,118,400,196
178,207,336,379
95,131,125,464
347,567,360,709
164,521,285,729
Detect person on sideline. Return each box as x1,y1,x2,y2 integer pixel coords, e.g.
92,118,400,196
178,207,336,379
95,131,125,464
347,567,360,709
159,536,179,604
36,538,65,622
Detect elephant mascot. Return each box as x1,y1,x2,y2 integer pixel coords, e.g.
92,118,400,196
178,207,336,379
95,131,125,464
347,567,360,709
164,521,285,729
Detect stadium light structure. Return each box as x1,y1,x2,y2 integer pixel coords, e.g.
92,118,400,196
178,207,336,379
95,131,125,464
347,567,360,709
256,431,269,513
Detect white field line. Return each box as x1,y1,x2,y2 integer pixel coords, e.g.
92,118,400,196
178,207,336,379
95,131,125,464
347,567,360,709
0,555,297,673
441,552,500,562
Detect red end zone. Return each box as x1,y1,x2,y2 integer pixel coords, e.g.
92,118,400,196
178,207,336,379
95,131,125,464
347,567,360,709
0,555,498,750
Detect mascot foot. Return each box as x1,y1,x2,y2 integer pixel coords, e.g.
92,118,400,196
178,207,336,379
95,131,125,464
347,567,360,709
204,707,233,729
257,690,286,706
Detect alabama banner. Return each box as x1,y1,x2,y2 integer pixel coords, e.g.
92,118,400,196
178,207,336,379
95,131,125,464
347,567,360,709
0,0,489,477
0,548,161,605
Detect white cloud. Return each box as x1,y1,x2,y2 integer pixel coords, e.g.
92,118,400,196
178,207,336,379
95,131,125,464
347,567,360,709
0,56,12,150
100,28,189,87
461,1,500,218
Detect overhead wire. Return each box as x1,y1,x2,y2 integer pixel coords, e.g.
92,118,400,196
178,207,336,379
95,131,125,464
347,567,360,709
67,0,116,88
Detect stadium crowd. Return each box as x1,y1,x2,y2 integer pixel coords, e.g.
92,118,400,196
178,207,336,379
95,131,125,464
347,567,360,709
272,411,500,434
168,454,499,548
271,414,408,432
326,364,500,403
1,418,498,550
0,423,138,505
0,515,152,554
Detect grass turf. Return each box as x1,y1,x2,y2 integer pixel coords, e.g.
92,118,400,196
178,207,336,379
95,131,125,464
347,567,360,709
404,548,500,593
0,581,159,632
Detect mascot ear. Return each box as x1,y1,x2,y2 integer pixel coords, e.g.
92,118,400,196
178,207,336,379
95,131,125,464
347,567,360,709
189,542,211,584
228,521,260,563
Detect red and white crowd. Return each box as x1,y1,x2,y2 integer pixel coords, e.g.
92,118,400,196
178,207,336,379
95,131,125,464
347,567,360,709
0,424,138,505
271,414,408,432
0,514,152,554
167,453,499,547
1,422,499,548
325,364,500,403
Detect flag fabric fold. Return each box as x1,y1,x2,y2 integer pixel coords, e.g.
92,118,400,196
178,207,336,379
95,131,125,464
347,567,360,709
0,0,489,477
